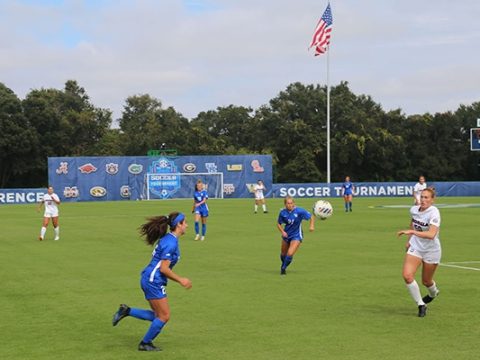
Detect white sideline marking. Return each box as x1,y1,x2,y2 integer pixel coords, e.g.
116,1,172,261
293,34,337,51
440,263,480,272
444,261,480,264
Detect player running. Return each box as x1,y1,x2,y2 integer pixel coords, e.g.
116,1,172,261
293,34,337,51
37,186,61,241
193,180,209,241
397,188,441,317
277,196,315,275
112,212,192,351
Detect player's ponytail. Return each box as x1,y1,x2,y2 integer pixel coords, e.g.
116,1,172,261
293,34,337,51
139,211,181,245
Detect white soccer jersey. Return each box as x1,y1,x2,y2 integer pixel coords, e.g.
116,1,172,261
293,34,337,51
254,184,265,200
408,205,441,252
413,182,427,201
43,193,60,217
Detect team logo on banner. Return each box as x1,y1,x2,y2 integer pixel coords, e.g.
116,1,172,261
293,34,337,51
79,163,97,174
106,163,119,175
251,159,264,173
120,185,130,198
148,158,180,199
63,186,79,198
205,163,218,173
227,164,243,171
90,186,107,197
56,162,69,175
183,163,196,173
224,184,235,195
128,164,143,174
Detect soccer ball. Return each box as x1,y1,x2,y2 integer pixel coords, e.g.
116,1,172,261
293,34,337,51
313,200,333,219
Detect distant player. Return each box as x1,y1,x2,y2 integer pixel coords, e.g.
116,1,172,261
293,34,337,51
342,176,354,212
112,212,192,351
193,180,209,241
253,180,268,214
277,196,315,275
397,188,441,317
413,175,427,205
37,186,60,241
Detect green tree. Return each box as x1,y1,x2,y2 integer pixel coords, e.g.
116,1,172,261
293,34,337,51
0,83,38,187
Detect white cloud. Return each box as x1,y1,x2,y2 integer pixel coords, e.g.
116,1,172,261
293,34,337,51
1,0,479,120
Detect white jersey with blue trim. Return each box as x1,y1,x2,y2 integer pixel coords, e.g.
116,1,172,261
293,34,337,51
141,233,180,285
408,205,441,252
277,207,311,241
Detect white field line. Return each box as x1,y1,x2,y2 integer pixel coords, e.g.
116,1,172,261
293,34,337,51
440,263,480,272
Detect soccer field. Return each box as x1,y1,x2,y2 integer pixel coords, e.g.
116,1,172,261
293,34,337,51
1,197,479,360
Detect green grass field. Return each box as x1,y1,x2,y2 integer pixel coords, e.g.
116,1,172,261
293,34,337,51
1,197,479,360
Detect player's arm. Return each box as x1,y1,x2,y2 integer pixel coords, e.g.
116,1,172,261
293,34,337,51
160,260,192,289
398,224,439,240
397,221,414,249
36,200,44,212
277,223,287,238
309,215,315,232
52,194,61,205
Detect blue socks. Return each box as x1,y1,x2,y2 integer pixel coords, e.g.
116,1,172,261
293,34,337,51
202,223,207,236
129,308,155,321
142,318,166,343
195,221,200,234
281,255,293,270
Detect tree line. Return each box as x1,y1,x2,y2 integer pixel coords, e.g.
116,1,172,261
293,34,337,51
1,80,479,188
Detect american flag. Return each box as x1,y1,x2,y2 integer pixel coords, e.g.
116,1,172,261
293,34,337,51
309,3,333,56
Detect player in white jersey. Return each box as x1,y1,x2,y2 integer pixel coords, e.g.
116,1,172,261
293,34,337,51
253,180,268,214
412,175,427,205
37,186,61,241
397,188,441,317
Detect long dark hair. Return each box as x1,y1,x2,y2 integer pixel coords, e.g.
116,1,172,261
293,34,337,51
139,211,180,246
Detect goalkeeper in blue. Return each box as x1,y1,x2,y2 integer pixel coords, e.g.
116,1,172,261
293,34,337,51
277,196,315,275
112,212,192,352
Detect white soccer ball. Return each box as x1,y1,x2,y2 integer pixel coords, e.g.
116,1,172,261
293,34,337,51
313,200,333,219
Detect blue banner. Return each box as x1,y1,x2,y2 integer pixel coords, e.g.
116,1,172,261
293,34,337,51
0,189,46,204
272,182,480,198
48,155,273,202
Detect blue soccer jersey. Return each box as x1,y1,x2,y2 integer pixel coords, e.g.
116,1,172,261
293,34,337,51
277,207,311,241
343,181,354,195
194,190,209,217
141,233,180,286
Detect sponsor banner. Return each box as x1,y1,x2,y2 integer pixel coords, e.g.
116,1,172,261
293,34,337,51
0,189,46,204
48,155,273,202
272,182,480,198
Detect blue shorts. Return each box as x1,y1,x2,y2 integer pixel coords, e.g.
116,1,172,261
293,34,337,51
140,277,167,300
282,237,302,244
195,208,209,217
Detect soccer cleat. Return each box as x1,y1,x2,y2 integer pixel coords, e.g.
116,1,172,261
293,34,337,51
112,304,130,326
200,236,205,241
38,236,43,241
418,304,427,317
254,211,257,214
264,211,268,214
138,341,162,351
280,268,286,275
194,234,200,241
422,292,438,304
54,237,60,241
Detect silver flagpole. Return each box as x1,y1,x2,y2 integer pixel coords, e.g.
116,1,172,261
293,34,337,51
326,45,331,183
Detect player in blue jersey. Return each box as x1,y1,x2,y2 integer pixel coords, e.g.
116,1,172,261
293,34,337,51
342,176,355,212
112,212,192,352
277,196,315,275
193,180,209,241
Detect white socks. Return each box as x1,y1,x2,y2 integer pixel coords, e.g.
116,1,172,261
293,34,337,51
40,227,47,239
427,282,439,298
262,204,267,212
406,280,425,305
54,227,60,240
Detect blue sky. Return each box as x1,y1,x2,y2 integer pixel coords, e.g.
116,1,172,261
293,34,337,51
1,0,479,122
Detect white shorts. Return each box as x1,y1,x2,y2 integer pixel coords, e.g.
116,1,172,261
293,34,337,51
255,194,264,200
44,210,59,218
407,246,441,264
